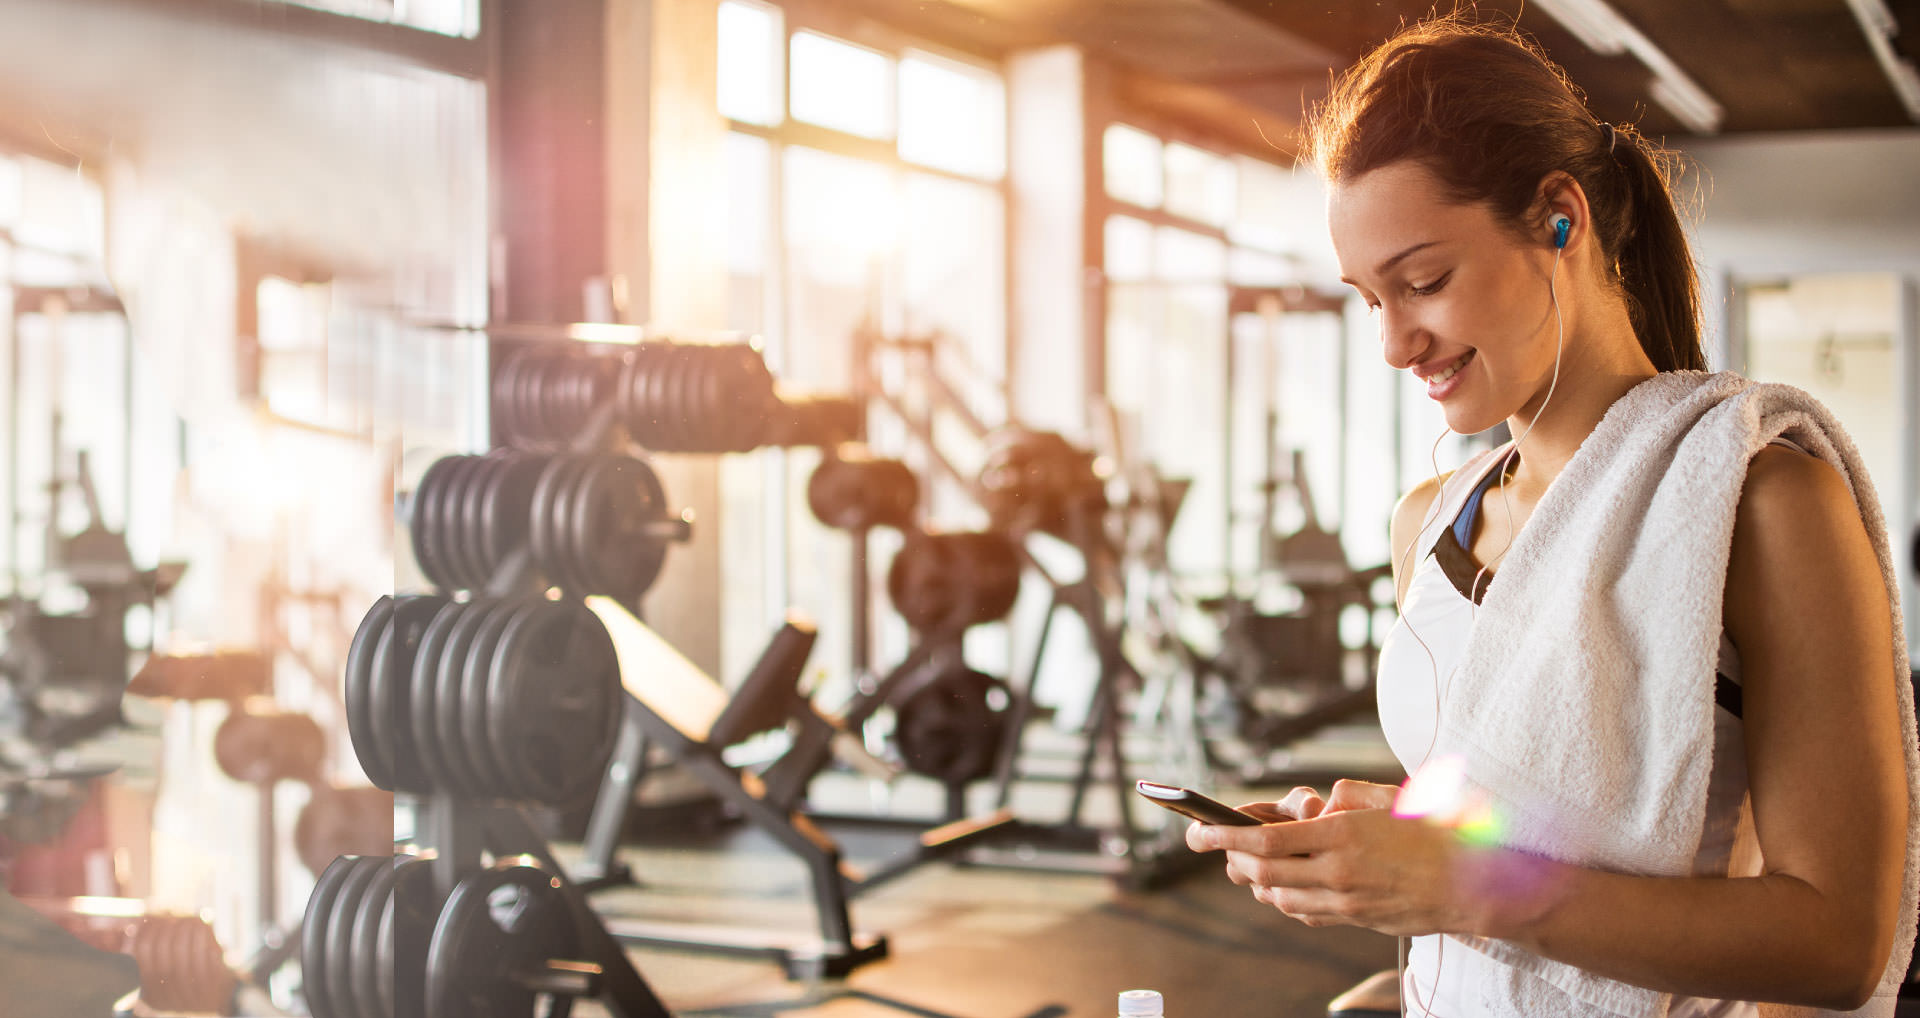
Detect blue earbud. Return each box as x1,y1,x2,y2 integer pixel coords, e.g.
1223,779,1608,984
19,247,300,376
1551,214,1572,249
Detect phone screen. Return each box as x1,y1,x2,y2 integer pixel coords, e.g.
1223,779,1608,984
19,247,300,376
1135,780,1263,826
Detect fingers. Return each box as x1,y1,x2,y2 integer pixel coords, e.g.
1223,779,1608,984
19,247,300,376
1250,884,1355,927
1324,779,1399,814
1277,786,1327,820
1235,801,1296,824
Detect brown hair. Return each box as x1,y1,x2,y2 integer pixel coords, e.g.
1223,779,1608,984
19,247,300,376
1302,16,1707,372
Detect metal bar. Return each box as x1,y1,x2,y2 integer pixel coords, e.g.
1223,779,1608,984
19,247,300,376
992,589,1060,809
575,699,648,887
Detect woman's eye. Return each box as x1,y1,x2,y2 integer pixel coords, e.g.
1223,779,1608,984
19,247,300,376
1410,272,1452,297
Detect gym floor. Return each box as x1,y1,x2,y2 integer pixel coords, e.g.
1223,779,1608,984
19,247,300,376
571,722,1404,1018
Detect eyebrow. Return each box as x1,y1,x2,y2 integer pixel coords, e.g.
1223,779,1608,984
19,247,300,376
1339,241,1441,286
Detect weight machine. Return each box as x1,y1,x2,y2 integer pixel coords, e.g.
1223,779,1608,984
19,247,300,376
843,326,1211,887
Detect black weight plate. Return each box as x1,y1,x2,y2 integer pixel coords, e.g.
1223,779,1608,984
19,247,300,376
410,459,458,590
579,354,612,432
349,855,397,1018
496,350,535,449
731,345,777,451
685,346,720,452
526,456,576,595
387,855,439,1018
895,668,1009,784
460,456,503,590
513,349,547,448
432,599,506,799
616,350,643,442
482,453,544,580
524,352,556,446
490,350,520,446
444,457,488,591
326,856,384,1018
706,346,742,449
377,594,449,796
458,598,525,799
542,352,575,446
425,863,580,1018
488,599,622,803
357,608,402,791
549,455,599,596
301,854,358,1018
712,346,750,452
575,454,670,602
409,600,470,796
644,343,681,451
564,455,617,598
628,344,665,448
344,597,396,789
560,354,591,437
667,344,700,452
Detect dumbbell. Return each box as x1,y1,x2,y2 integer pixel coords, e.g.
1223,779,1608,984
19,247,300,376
343,594,622,804
806,448,918,532
619,342,777,453
412,452,683,602
977,429,1107,538
885,531,1023,633
214,706,326,786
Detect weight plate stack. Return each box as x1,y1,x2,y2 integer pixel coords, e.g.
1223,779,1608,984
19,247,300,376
886,531,1024,633
411,452,550,594
807,451,918,531
494,346,618,451
302,854,438,1018
345,594,622,805
425,862,582,1018
894,665,1012,786
345,594,450,793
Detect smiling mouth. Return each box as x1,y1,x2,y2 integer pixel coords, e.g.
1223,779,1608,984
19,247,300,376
1427,350,1474,385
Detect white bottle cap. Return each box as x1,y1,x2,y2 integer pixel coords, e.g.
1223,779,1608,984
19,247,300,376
1118,989,1164,1016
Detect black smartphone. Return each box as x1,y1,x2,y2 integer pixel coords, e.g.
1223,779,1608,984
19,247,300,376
1135,780,1265,826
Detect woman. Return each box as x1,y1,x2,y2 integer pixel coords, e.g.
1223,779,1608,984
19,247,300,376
1185,16,1917,1017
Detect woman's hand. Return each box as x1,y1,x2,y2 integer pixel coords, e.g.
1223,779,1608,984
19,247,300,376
1186,779,1520,937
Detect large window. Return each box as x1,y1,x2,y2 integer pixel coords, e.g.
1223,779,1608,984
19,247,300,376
1101,123,1321,583
716,1,1008,690
260,0,479,38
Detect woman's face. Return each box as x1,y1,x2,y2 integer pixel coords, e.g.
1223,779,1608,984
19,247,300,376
1328,160,1561,436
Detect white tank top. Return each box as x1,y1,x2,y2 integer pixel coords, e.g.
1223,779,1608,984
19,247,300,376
1376,445,1767,1017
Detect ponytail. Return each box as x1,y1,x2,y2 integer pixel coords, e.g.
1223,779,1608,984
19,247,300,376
1304,14,1709,373
1607,129,1707,372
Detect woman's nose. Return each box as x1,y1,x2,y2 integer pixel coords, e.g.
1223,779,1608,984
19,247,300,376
1378,307,1428,371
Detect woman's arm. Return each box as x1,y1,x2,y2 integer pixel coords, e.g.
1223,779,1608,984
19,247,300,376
1193,447,1909,1009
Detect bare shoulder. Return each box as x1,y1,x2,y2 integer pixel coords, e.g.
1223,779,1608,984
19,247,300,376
1726,442,1883,629
1388,472,1451,591
1738,444,1859,533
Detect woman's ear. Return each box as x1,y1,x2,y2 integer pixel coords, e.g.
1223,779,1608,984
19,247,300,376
1534,170,1593,250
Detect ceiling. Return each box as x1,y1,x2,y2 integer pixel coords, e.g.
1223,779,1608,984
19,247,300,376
844,0,1920,153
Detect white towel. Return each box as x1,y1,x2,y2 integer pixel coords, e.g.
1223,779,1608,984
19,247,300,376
1418,370,1918,1017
